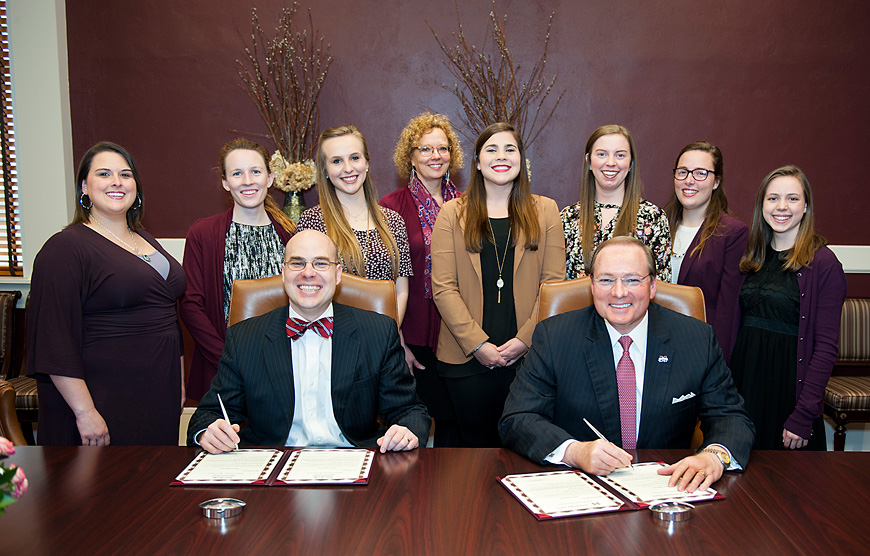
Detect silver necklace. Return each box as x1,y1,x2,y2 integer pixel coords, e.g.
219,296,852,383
91,216,151,262
487,218,511,303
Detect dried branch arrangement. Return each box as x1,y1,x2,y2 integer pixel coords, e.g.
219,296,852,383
237,3,332,191
428,1,565,148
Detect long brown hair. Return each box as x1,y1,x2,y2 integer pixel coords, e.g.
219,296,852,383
71,142,145,230
314,125,400,278
460,122,540,252
576,125,642,265
664,141,728,258
218,138,296,235
740,165,826,273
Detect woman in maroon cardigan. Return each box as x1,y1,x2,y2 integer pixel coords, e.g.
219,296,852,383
181,139,295,401
664,142,748,362
381,113,463,446
730,165,846,450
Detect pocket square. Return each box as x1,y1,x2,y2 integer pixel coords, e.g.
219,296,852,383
672,392,696,404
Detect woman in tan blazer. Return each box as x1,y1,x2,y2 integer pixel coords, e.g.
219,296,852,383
431,122,565,447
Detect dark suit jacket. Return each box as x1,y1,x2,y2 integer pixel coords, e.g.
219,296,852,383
676,214,748,363
499,303,754,466
187,302,431,447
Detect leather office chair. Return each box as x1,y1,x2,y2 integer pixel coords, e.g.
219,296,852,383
0,380,27,445
536,277,707,450
228,273,398,327
537,277,706,323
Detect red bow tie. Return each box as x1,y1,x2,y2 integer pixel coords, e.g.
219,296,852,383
286,316,334,340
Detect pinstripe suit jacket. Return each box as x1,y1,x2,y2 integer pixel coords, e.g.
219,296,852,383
187,303,430,447
499,303,754,465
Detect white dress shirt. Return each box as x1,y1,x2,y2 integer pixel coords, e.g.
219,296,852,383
285,303,351,447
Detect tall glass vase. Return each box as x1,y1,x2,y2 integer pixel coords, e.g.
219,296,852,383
283,191,306,223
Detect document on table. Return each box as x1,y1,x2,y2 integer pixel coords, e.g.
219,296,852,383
598,462,721,506
173,449,283,485
277,449,374,485
500,471,626,520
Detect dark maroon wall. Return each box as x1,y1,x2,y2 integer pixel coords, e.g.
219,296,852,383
65,1,870,292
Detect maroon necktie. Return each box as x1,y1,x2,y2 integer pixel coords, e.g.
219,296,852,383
616,335,637,450
285,317,334,340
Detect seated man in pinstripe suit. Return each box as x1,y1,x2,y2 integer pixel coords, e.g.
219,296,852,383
188,230,430,454
499,237,753,493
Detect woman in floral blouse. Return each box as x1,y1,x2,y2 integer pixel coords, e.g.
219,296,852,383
561,125,671,280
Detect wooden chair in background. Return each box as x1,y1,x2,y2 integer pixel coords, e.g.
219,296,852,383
824,298,870,450
0,380,26,445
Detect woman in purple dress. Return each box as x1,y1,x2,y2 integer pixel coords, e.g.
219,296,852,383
27,142,186,445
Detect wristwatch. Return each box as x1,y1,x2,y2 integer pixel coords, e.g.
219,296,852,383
700,446,730,468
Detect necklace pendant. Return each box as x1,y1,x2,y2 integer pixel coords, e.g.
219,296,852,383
142,254,151,262
497,290,501,304
496,277,504,289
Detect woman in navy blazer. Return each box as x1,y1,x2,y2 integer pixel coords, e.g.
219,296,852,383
664,142,747,362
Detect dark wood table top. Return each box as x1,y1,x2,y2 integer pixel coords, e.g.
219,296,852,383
1,446,867,555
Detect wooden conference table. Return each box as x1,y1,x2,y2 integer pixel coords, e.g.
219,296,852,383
1,447,867,555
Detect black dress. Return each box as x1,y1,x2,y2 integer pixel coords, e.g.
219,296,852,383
730,246,825,450
439,217,518,447
27,225,186,446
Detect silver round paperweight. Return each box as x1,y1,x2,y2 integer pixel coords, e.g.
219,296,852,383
649,501,694,522
200,498,246,519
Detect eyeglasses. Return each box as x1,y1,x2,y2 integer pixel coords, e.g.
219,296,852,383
282,259,339,272
414,145,451,157
592,274,651,289
674,167,716,181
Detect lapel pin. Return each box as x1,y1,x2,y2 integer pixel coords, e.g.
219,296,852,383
658,355,668,363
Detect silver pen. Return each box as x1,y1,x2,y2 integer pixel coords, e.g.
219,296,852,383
583,418,632,469
217,393,238,451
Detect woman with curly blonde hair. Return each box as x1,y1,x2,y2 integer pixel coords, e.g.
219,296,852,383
381,113,464,445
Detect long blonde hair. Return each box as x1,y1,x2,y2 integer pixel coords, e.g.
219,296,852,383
315,125,400,278
576,125,642,265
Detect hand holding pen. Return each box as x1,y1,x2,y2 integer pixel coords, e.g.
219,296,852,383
199,393,241,454
562,418,633,475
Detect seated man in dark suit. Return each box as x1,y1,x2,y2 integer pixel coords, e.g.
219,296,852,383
188,230,430,454
499,236,753,492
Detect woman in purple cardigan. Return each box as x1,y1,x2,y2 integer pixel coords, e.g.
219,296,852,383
180,139,295,401
730,165,846,450
381,113,464,446
664,142,748,362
